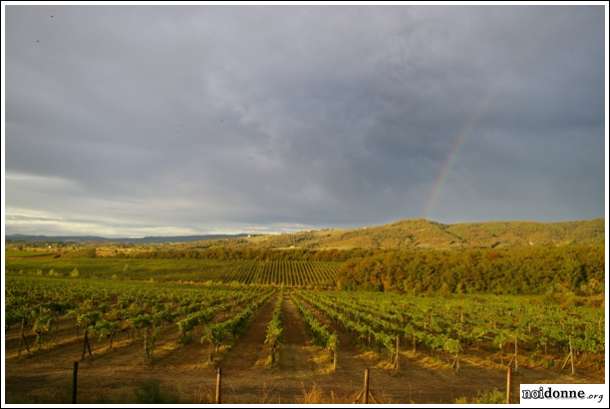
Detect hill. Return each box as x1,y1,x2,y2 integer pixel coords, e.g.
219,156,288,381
6,218,604,250
245,218,604,250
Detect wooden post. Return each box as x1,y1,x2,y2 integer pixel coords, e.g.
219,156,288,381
362,368,370,404
569,336,575,375
82,331,87,360
394,336,400,371
72,361,79,404
215,367,222,404
19,317,31,356
271,344,276,365
514,336,518,372
332,349,337,371
505,365,512,404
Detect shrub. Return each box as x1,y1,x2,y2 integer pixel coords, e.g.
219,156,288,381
455,388,504,404
134,379,177,404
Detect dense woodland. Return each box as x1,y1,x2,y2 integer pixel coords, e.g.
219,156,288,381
335,244,604,295
107,247,363,261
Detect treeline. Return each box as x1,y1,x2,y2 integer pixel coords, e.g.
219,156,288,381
109,247,370,262
335,244,605,295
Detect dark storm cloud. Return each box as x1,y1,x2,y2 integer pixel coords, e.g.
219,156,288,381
5,5,605,236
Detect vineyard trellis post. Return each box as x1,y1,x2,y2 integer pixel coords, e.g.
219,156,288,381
82,328,93,360
505,365,512,404
569,336,575,375
333,350,337,371
353,367,379,404
72,361,79,404
561,336,576,375
412,333,416,353
18,317,30,356
363,368,370,404
215,367,222,404
514,336,518,373
393,336,400,372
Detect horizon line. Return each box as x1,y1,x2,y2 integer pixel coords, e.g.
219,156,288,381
5,216,604,240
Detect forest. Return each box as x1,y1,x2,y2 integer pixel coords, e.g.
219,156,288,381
335,244,604,295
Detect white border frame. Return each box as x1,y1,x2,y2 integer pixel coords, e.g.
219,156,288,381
1,1,608,407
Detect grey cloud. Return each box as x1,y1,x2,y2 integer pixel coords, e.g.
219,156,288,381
5,5,605,235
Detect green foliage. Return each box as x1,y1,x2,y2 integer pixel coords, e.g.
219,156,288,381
6,275,274,363
265,291,284,347
6,220,603,295
292,295,337,354
335,244,604,295
203,292,274,349
134,379,178,404
455,388,505,404
296,290,604,358
5,254,338,287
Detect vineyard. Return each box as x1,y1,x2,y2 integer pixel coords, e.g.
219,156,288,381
293,291,605,373
6,277,274,363
227,260,338,286
5,252,339,287
4,276,604,404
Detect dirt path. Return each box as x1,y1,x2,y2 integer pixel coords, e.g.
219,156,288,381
279,296,318,373
222,297,276,372
210,295,330,403
220,295,324,403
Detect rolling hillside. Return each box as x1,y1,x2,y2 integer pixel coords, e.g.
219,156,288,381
246,218,604,250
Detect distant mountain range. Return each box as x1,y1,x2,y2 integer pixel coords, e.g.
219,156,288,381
245,218,605,249
5,233,252,244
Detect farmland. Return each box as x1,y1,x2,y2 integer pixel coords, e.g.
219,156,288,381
230,260,337,286
4,219,606,404
5,249,339,287
4,274,604,404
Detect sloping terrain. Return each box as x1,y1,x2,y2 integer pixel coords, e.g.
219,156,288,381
246,218,604,250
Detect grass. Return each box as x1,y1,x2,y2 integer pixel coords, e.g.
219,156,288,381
134,379,179,404
454,388,506,404
5,255,234,281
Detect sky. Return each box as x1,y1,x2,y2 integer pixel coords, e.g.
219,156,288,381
4,5,606,237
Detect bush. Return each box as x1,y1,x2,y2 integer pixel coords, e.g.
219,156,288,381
134,379,178,404
455,388,505,404
48,269,62,277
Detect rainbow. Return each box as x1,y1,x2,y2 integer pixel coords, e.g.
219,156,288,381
423,90,495,218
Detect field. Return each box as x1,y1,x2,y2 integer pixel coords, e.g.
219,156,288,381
4,274,604,404
230,260,337,285
4,249,339,286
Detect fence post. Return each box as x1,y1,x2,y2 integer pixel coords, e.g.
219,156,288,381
362,368,370,404
332,349,337,371
569,336,575,375
215,367,222,404
505,365,512,404
72,361,79,404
